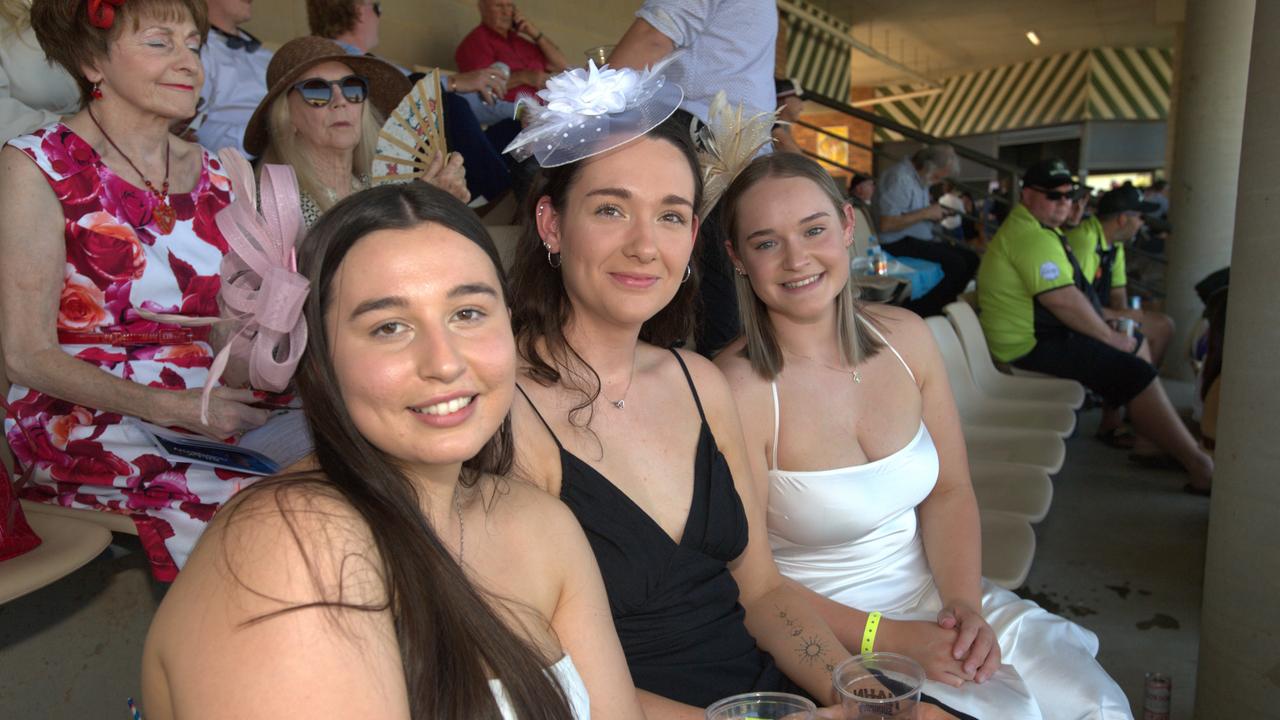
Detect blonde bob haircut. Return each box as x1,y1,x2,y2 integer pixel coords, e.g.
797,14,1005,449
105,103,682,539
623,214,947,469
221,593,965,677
260,91,382,213
719,152,883,380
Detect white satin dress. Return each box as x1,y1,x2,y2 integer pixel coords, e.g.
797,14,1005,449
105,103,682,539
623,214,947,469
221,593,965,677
766,326,1133,720
492,654,591,719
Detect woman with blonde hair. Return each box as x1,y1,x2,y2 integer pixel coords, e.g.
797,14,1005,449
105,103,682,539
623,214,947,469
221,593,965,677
716,151,1132,719
246,36,468,228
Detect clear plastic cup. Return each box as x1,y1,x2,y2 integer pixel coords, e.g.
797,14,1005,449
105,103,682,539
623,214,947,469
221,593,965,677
705,691,817,720
833,652,925,719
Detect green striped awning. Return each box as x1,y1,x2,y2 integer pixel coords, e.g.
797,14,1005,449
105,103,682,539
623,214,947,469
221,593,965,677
1088,47,1173,120
872,47,1171,142
779,0,852,103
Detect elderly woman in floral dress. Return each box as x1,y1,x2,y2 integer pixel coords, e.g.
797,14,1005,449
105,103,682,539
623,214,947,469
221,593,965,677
0,0,273,580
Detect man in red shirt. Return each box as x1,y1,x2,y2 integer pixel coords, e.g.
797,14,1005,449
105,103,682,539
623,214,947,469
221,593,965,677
456,0,569,102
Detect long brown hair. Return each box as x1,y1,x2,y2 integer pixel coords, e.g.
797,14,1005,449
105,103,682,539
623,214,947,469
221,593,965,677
232,183,573,720
720,152,883,379
510,116,704,427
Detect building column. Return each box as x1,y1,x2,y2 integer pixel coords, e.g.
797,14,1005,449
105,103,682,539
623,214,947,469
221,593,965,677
1193,0,1280,714
1162,0,1255,379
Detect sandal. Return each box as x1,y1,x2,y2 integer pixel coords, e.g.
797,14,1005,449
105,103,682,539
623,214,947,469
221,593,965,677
1096,425,1137,450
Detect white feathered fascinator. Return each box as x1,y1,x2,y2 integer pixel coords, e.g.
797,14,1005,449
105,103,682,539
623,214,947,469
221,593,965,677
692,91,779,219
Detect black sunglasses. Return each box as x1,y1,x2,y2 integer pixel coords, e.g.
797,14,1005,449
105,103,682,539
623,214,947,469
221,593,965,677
1030,186,1078,202
291,75,370,107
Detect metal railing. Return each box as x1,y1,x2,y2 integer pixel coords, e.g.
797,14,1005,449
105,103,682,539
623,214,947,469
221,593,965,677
796,90,1022,216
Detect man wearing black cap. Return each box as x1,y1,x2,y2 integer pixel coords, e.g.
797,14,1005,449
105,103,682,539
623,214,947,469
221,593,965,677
1068,186,1175,366
977,159,1213,493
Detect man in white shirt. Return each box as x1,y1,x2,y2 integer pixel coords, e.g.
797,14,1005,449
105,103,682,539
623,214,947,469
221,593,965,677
199,0,272,155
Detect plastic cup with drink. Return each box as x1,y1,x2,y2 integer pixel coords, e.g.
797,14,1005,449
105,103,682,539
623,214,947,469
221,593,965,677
705,692,817,720
833,652,925,719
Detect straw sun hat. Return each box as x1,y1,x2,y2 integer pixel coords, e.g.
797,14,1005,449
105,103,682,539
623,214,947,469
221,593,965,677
242,36,411,157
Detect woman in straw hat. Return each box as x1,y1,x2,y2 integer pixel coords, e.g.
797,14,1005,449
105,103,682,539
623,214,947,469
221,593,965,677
246,35,468,229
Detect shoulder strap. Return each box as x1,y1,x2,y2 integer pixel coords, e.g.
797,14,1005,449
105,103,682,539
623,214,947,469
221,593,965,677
858,315,917,385
515,383,564,450
669,349,707,423
770,381,780,471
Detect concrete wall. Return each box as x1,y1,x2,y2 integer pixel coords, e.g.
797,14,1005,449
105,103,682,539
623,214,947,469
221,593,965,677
243,0,639,71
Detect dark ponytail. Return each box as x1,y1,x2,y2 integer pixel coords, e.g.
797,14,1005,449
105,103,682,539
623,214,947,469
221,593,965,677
231,183,573,720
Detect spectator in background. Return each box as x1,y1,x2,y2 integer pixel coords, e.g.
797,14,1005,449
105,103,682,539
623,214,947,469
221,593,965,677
938,179,965,242
977,159,1213,494
307,0,516,205
0,0,79,144
3,0,271,580
878,144,979,316
1068,187,1174,359
1143,179,1169,219
771,76,803,154
200,0,271,155
848,171,879,251
456,0,567,103
246,37,468,228
609,0,777,357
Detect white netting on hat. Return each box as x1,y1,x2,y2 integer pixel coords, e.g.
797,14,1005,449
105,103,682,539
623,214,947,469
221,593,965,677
503,56,684,168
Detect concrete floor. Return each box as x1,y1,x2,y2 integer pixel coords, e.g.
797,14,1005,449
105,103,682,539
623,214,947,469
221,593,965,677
0,385,1209,719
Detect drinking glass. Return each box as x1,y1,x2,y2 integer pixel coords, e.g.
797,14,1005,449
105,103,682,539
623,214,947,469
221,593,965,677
832,652,925,719
705,691,817,720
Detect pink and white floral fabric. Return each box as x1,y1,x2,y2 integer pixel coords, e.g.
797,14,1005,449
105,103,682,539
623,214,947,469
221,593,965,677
4,123,255,581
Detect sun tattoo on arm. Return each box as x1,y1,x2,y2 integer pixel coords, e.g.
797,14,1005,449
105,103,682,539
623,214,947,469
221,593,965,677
775,605,838,672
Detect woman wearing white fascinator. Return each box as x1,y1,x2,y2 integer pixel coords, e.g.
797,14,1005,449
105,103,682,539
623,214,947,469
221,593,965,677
503,61,969,719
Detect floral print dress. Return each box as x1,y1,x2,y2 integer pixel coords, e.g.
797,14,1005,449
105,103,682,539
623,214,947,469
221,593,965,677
3,123,255,581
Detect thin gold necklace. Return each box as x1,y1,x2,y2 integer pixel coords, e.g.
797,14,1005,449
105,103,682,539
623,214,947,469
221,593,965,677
784,348,862,383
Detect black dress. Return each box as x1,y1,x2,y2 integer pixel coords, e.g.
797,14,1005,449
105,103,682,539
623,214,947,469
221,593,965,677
518,350,794,707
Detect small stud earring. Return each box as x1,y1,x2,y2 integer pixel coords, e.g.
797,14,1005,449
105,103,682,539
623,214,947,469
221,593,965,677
734,266,747,277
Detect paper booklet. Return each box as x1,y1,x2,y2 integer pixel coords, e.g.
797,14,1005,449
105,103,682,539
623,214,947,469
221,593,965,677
130,410,314,476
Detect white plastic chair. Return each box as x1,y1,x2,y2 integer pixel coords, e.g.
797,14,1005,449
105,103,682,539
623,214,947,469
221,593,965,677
943,302,1085,408
0,507,111,604
980,510,1036,590
20,499,138,535
926,317,1077,438
963,425,1065,474
969,461,1053,523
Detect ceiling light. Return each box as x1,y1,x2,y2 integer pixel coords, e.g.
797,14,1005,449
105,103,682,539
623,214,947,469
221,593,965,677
1026,31,1041,46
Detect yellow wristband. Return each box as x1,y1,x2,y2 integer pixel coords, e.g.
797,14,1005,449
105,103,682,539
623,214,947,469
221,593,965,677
861,611,882,655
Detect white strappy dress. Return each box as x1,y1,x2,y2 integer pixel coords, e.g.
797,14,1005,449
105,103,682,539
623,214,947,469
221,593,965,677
491,654,591,719
766,321,1133,720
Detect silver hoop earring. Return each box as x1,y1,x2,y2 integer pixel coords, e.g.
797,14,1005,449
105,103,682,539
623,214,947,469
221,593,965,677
547,250,562,269
681,265,692,283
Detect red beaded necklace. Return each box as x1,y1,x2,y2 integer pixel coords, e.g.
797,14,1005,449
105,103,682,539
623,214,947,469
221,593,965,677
87,106,177,234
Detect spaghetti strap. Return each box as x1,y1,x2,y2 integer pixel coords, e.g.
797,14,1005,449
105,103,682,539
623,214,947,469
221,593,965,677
857,314,917,386
515,383,564,450
669,349,708,424
769,381,780,471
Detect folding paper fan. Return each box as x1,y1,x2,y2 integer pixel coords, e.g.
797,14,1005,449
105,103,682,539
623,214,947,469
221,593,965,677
372,69,448,184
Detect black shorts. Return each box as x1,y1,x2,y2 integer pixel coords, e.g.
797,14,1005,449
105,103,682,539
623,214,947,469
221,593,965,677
1012,330,1158,405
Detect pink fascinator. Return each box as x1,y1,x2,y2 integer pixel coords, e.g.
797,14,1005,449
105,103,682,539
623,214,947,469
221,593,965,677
139,149,309,424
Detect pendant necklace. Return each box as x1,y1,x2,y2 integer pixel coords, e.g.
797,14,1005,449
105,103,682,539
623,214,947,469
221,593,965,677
88,106,176,234
785,349,862,384
601,356,637,410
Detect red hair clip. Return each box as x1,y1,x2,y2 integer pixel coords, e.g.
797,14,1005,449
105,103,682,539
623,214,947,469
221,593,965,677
87,0,126,30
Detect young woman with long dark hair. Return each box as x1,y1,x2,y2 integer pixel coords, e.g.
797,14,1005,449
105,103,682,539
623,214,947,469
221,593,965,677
714,152,1132,719
141,183,644,720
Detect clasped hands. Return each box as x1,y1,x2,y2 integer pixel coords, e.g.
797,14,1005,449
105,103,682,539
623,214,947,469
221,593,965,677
888,603,1001,688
